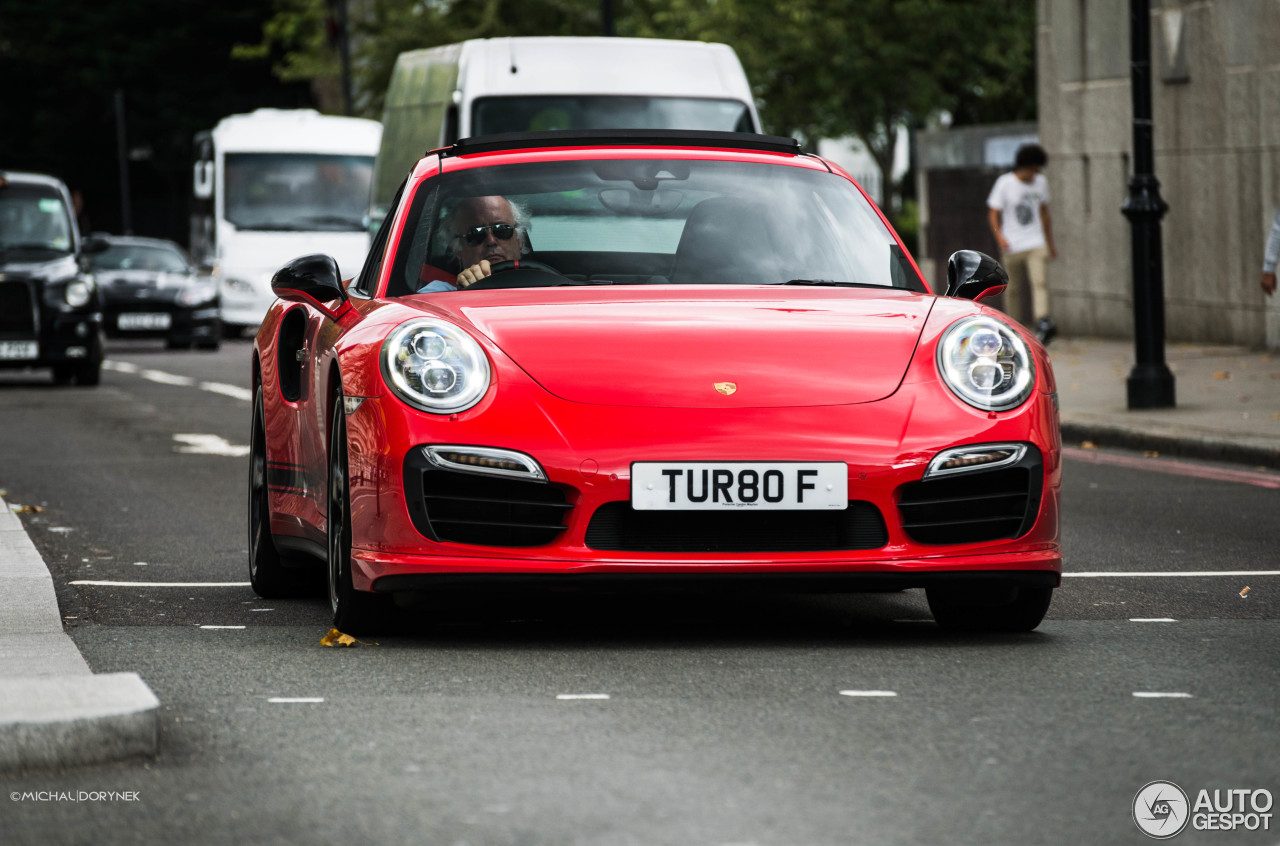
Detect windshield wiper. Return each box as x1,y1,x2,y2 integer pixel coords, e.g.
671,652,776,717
782,279,883,289
0,242,66,257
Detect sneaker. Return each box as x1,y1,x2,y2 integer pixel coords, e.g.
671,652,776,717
1034,317,1057,345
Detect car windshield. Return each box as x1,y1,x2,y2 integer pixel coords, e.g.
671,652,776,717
473,97,755,135
0,182,73,254
223,153,373,231
91,243,191,273
388,157,921,296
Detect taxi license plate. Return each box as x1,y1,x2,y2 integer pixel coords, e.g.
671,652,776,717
0,340,38,360
118,312,171,331
631,462,847,510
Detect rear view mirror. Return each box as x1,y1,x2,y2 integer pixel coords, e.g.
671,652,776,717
946,250,1008,301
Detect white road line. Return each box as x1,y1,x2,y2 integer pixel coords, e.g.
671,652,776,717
200,381,253,401
1064,571,1280,578
199,625,246,630
140,369,195,387
69,580,251,587
103,360,252,403
173,433,250,457
1130,618,1178,622
839,690,898,697
268,697,325,704
556,694,610,700
1133,692,1193,699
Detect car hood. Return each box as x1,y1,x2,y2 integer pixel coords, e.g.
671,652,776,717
435,287,935,408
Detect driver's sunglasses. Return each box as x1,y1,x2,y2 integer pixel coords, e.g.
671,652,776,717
460,222,516,246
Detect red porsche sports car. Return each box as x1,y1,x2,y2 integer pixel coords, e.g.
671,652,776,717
249,130,1061,633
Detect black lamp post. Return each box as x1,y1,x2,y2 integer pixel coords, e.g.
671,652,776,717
1121,0,1175,408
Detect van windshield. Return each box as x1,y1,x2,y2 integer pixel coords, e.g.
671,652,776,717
473,97,754,136
224,154,374,232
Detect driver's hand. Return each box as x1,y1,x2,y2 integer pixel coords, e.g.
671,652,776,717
456,260,492,289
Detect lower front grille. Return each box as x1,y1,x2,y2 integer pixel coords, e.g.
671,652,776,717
404,451,573,547
585,501,888,553
0,281,36,335
896,446,1043,545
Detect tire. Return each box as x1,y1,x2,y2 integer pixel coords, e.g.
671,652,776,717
327,388,389,633
927,584,1053,633
52,359,101,386
248,386,314,598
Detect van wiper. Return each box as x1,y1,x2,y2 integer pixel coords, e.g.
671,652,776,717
782,278,883,289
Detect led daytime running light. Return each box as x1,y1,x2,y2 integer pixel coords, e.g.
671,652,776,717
925,443,1027,478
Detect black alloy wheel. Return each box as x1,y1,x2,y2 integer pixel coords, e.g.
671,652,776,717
248,386,313,597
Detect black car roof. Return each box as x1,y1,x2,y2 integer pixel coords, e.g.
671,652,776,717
439,129,804,158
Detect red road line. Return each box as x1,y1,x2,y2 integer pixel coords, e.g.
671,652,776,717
1062,447,1280,488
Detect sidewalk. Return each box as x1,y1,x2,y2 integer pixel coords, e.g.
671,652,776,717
0,334,1276,775
1051,337,1280,468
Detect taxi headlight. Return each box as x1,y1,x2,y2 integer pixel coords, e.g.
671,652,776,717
381,318,490,414
937,316,1035,411
65,278,93,308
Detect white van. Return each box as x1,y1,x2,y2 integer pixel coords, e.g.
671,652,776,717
191,109,382,334
370,37,761,231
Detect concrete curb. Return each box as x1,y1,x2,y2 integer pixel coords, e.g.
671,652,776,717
0,496,160,774
1059,420,1280,470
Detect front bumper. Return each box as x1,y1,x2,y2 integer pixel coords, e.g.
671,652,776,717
328,380,1062,594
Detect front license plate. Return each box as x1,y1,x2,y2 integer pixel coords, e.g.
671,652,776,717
118,312,171,331
0,340,38,360
631,462,848,510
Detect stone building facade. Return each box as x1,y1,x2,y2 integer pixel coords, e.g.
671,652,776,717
1038,0,1280,348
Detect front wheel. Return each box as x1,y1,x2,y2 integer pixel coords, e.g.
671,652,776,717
927,584,1053,633
327,389,390,633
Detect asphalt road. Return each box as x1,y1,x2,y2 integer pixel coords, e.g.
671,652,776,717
0,338,1277,846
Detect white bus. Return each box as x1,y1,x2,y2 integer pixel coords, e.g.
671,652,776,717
191,109,382,334
370,37,761,233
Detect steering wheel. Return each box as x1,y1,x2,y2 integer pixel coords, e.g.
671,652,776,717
463,259,567,290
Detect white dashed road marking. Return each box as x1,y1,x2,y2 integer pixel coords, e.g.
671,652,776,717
557,694,610,700
104,360,252,403
173,434,250,457
1133,692,1193,699
839,690,898,697
199,625,246,630
69,580,252,587
268,698,325,704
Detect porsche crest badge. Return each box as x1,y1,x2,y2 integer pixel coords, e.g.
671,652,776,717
714,382,737,395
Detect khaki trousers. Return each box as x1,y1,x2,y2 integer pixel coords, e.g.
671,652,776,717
1001,246,1050,325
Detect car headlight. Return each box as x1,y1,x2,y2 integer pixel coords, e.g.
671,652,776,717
177,282,218,307
381,318,491,414
65,278,94,308
936,315,1035,411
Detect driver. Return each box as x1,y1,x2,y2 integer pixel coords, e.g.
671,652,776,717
418,195,530,292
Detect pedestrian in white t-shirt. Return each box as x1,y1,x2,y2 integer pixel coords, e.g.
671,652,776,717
986,143,1058,343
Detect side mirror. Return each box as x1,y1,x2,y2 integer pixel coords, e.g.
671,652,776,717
271,254,347,307
193,161,214,200
80,236,110,255
946,250,1008,301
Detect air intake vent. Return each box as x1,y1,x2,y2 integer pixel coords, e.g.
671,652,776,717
0,281,36,335
897,446,1043,545
585,502,887,553
404,452,572,547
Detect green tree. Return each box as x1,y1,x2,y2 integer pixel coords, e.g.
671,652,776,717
243,0,1035,209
